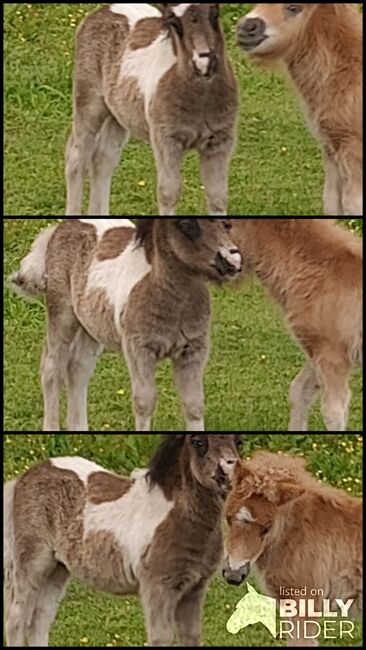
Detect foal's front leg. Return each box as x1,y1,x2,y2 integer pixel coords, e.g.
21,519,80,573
173,344,209,431
200,142,234,216
123,340,157,431
141,584,179,646
151,132,184,216
175,582,207,646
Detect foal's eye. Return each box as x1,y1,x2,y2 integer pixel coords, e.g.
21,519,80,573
260,522,272,537
285,4,303,16
177,219,202,241
235,435,243,449
223,220,232,232
192,437,208,455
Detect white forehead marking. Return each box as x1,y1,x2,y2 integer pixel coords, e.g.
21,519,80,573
84,474,174,579
237,507,256,523
110,3,160,27
86,241,151,336
173,4,193,18
121,34,176,119
79,219,135,239
51,457,107,484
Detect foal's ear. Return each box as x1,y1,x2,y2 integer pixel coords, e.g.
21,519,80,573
277,483,305,505
158,4,176,16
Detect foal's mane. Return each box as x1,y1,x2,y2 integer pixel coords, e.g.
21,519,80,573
238,452,319,502
147,434,185,489
135,219,155,245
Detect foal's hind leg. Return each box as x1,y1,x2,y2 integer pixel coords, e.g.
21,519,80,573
65,92,108,216
67,327,103,431
65,130,96,216
6,543,56,647
42,305,79,431
317,357,352,431
27,564,70,647
89,115,129,216
289,362,320,431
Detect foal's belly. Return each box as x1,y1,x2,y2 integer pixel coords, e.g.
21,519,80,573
59,535,138,596
106,78,150,141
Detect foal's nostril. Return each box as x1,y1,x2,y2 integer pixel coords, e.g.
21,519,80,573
242,17,265,37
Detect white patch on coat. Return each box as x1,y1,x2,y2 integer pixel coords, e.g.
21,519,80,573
51,457,108,484
110,3,160,27
172,4,193,18
237,507,256,523
79,219,135,239
219,246,242,270
84,473,174,582
131,468,148,480
193,51,210,75
8,225,57,300
121,34,176,119
86,240,151,336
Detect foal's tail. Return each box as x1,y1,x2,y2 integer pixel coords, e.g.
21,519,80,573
3,479,17,580
8,225,57,300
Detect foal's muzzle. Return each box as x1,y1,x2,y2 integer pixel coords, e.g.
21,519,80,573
193,51,219,78
223,562,251,586
214,250,242,277
237,17,268,51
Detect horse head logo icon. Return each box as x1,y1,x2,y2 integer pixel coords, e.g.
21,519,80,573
227,583,277,638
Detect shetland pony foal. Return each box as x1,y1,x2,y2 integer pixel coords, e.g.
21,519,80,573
9,218,242,432
232,218,362,431
66,3,238,216
4,434,242,647
224,452,362,647
237,4,362,216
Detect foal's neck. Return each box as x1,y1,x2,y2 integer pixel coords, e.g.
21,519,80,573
240,219,303,308
284,5,361,118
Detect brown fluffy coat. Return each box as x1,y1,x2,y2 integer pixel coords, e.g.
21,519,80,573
232,218,363,431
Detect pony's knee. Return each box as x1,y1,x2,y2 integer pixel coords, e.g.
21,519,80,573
134,387,157,419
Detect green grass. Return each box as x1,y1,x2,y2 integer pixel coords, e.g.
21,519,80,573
4,3,331,216
3,218,363,432
3,433,363,647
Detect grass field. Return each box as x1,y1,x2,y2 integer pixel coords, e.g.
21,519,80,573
3,433,363,647
4,218,363,432
4,3,333,216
